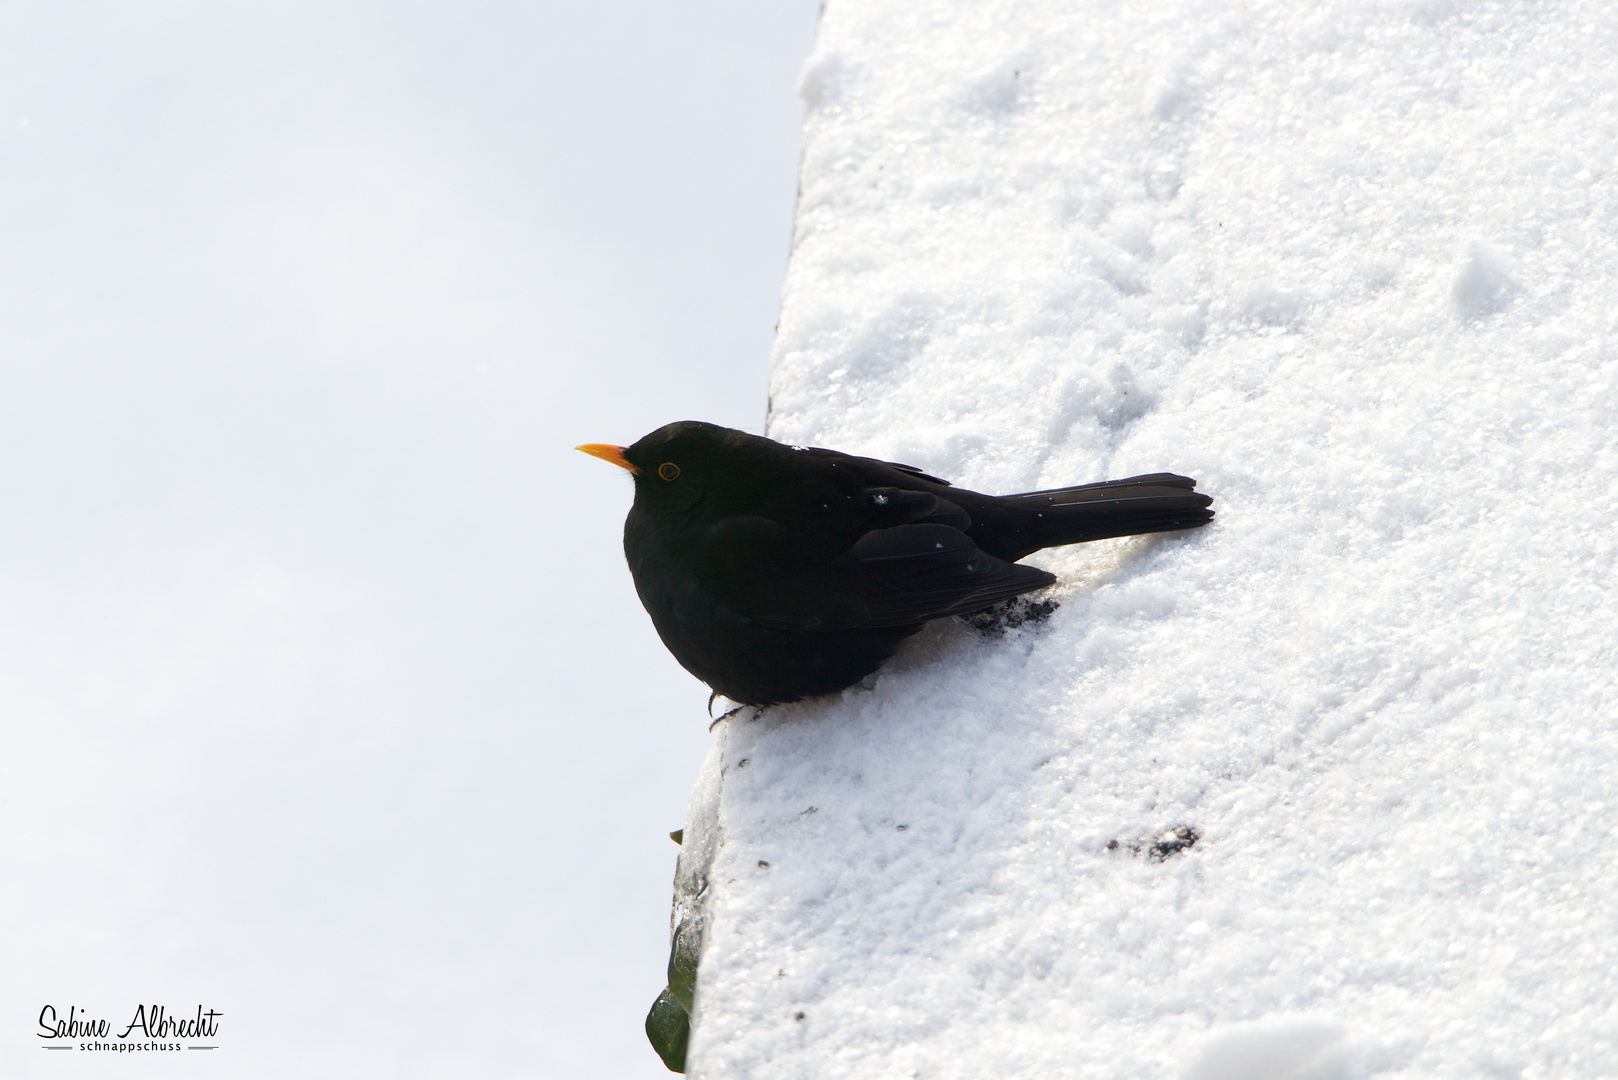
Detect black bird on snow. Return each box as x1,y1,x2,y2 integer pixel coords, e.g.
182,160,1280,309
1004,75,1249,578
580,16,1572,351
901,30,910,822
578,421,1212,707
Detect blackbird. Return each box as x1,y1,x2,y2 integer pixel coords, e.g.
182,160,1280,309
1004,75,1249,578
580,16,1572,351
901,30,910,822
579,421,1213,707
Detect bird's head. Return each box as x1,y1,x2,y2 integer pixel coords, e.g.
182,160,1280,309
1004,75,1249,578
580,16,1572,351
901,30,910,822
577,421,749,515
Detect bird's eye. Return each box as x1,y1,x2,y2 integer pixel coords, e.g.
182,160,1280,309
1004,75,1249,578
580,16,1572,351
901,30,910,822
658,462,681,481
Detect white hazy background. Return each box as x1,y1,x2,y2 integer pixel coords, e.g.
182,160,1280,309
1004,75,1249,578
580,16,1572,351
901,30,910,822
0,2,817,1076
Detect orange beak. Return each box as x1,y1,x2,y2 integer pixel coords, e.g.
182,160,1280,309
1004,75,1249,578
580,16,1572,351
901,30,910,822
575,443,639,475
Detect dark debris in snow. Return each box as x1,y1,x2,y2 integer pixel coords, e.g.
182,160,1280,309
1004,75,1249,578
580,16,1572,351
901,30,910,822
962,596,1060,634
1106,826,1201,862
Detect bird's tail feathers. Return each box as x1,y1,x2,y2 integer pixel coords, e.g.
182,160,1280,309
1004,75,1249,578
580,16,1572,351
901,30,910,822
1009,473,1214,550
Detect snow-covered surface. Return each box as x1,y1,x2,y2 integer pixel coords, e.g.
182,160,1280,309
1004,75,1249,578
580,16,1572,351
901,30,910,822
687,2,1618,1076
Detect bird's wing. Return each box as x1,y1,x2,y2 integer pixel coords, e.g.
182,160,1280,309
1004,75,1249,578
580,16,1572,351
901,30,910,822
828,524,1055,627
878,461,952,486
698,518,1053,631
856,487,972,531
798,445,953,487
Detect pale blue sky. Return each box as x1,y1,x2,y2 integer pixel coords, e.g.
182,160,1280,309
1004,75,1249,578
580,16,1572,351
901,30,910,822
0,3,818,1075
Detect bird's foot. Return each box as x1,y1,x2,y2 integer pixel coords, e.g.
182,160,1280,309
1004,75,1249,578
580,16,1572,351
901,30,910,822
709,705,746,731
708,704,765,731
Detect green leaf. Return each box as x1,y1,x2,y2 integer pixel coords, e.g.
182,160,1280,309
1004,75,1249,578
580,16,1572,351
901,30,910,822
644,986,689,1073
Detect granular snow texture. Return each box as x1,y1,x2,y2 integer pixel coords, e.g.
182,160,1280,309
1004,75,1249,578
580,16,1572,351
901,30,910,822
684,1,1618,1077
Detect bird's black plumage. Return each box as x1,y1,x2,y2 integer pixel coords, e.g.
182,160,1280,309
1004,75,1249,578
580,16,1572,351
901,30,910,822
582,421,1213,707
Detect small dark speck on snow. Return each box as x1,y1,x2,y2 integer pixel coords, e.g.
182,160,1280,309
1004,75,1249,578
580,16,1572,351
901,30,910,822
1148,827,1200,861
1107,826,1201,861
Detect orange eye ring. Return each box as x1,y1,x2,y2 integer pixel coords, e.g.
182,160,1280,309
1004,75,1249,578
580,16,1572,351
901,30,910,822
658,462,681,481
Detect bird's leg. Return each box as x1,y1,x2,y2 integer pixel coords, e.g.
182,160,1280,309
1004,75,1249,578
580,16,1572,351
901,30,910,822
707,691,719,718
709,705,748,732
